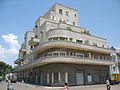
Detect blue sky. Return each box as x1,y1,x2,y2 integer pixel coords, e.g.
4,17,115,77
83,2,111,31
0,0,120,66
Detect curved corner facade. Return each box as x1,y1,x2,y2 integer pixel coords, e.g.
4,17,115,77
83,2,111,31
14,3,115,86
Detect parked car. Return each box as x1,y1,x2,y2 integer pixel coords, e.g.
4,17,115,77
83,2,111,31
6,73,17,83
11,75,17,83
110,80,119,85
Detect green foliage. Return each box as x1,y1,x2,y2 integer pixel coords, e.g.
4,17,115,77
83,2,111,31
81,30,90,35
0,61,13,80
84,40,90,45
66,26,72,30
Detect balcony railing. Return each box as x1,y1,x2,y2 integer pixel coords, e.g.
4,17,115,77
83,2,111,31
14,55,114,72
33,41,112,54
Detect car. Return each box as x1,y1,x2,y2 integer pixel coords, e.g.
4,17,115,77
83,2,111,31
10,74,17,83
110,80,119,85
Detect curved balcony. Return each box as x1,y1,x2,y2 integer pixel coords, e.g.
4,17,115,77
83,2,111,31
14,58,23,64
14,56,114,72
46,29,106,42
33,41,112,54
29,38,39,46
19,48,26,53
14,59,20,64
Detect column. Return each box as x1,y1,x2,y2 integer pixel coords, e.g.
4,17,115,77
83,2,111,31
65,72,68,83
52,72,54,83
47,73,49,84
58,72,61,82
40,73,43,85
35,75,38,84
89,52,91,59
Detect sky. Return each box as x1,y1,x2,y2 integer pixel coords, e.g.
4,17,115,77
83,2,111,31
0,0,120,67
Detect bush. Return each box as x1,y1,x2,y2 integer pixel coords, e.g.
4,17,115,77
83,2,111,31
66,26,72,30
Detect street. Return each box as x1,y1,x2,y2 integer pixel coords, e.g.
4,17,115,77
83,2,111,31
0,81,120,90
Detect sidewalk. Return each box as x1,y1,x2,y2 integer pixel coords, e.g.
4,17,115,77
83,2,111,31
18,82,120,90
0,81,120,90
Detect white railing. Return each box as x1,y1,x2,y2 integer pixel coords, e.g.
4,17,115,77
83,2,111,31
14,56,114,72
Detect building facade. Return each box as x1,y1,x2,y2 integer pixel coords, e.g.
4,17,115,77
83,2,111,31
14,3,114,86
110,48,120,81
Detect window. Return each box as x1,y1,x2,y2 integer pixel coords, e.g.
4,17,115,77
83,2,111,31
73,22,75,25
113,66,116,72
52,16,54,20
30,46,33,49
76,53,84,58
74,14,77,17
53,37,59,40
60,52,66,56
102,44,104,48
65,38,68,41
59,9,63,15
76,40,83,43
94,55,98,59
35,25,38,28
69,38,73,41
48,52,52,56
35,35,38,38
66,11,69,16
92,43,97,47
60,37,65,41
70,52,73,56
48,38,52,41
25,37,27,40
54,72,59,83
53,52,59,56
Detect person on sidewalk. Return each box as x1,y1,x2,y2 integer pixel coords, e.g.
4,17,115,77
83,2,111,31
64,83,69,90
106,78,111,90
7,81,14,90
22,79,24,83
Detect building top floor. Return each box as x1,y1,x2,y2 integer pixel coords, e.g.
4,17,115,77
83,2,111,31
19,3,111,58
35,3,78,27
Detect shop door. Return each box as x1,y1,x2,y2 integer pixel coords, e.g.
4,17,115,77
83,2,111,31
76,72,84,85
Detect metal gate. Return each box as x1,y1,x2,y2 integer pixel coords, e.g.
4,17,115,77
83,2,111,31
76,72,84,85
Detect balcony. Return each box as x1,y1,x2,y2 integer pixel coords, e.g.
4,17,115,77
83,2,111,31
19,48,26,53
29,38,39,46
14,58,23,64
14,56,114,72
33,41,112,54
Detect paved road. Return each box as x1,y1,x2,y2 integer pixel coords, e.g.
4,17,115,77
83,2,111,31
0,81,120,90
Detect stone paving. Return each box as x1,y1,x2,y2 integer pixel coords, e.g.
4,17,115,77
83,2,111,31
0,81,120,90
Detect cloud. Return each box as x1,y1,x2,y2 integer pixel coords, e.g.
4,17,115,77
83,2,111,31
0,34,20,66
2,34,20,49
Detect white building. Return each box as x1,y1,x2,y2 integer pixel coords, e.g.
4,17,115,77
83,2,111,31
14,3,114,86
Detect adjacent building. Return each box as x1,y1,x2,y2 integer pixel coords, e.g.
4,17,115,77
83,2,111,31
110,48,120,81
14,3,114,86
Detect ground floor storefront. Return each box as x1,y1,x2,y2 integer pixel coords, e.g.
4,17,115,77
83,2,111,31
17,63,110,86
112,74,120,81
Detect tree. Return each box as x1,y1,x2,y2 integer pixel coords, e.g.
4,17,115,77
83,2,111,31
0,61,13,80
66,26,72,30
81,30,91,35
84,40,90,45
